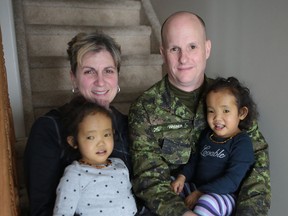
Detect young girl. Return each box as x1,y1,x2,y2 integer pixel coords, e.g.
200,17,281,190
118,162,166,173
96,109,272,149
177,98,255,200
171,77,256,216
53,96,137,216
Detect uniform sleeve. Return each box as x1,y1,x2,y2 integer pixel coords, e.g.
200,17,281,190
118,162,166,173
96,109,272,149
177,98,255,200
24,116,64,216
128,100,190,216
235,123,271,216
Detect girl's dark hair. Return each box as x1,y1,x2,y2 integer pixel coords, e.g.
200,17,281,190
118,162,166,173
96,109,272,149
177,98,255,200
205,77,258,130
60,95,113,158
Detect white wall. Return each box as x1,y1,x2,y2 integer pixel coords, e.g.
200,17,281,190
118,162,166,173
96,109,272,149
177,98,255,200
0,0,25,138
151,0,287,215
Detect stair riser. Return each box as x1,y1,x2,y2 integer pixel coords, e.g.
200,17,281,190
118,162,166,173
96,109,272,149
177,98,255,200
24,6,141,26
30,64,162,92
27,33,151,56
33,101,132,119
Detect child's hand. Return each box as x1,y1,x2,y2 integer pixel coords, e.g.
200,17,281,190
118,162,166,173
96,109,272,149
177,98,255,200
182,210,198,216
171,175,186,194
184,190,204,209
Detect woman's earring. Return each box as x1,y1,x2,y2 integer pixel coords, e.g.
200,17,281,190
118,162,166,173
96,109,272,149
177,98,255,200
117,85,121,93
72,87,79,94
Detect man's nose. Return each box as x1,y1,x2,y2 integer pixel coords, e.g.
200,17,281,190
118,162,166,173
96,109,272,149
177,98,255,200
179,50,188,64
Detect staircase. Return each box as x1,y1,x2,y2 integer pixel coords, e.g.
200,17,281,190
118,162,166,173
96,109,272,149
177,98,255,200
12,0,163,214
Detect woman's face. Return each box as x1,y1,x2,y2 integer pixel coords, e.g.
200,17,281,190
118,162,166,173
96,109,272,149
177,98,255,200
71,50,119,108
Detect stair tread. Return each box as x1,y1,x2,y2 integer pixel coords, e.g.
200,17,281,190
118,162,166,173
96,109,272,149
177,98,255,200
24,0,141,9
23,0,142,27
26,24,151,35
29,54,162,68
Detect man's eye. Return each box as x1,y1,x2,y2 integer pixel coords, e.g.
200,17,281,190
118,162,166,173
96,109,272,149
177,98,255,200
190,45,196,49
170,47,180,52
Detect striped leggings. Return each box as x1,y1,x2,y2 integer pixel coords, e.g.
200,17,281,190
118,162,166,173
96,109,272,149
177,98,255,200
193,193,235,216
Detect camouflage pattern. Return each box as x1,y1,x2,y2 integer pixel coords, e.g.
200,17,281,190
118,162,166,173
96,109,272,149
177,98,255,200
128,75,271,216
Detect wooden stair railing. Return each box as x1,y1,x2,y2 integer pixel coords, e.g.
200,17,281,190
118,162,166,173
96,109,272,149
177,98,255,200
0,28,20,216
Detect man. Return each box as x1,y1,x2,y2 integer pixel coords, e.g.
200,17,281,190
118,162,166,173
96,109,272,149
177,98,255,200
129,11,271,216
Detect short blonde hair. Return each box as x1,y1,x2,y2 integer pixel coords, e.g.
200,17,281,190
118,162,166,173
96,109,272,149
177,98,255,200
67,32,121,75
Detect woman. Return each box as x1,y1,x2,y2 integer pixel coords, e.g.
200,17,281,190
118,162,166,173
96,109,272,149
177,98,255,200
24,32,131,216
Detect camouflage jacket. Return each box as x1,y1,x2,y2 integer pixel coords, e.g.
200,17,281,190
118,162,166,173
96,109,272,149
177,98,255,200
128,75,271,216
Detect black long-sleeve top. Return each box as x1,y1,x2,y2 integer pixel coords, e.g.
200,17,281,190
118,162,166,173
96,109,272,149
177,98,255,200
24,106,131,216
181,129,255,194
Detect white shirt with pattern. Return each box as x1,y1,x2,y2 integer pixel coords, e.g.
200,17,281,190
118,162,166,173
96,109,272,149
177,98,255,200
53,158,137,216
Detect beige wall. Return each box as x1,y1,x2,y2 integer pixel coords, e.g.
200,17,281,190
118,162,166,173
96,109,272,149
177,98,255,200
151,0,287,215
0,0,25,138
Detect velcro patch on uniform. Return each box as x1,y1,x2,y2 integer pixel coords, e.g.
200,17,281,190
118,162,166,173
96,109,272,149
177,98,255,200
152,122,191,133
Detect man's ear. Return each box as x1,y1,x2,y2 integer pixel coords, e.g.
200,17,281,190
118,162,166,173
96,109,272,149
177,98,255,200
159,46,166,63
67,136,77,149
239,106,249,120
205,39,212,60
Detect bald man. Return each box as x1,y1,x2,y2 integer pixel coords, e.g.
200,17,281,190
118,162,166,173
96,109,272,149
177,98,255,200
129,11,270,216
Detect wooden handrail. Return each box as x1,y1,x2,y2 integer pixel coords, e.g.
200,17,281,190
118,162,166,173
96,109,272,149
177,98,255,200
0,28,20,216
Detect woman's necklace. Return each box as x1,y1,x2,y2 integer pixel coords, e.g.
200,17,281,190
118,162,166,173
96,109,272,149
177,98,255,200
78,159,112,169
209,133,234,144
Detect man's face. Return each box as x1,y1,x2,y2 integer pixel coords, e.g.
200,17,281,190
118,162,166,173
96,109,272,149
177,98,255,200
160,14,211,92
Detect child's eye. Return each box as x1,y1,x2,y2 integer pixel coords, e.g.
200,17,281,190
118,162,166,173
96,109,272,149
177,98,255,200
224,109,230,113
207,109,214,113
87,136,94,140
104,132,112,138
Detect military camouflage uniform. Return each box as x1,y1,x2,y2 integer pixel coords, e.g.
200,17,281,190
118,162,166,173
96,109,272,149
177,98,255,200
128,75,271,216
